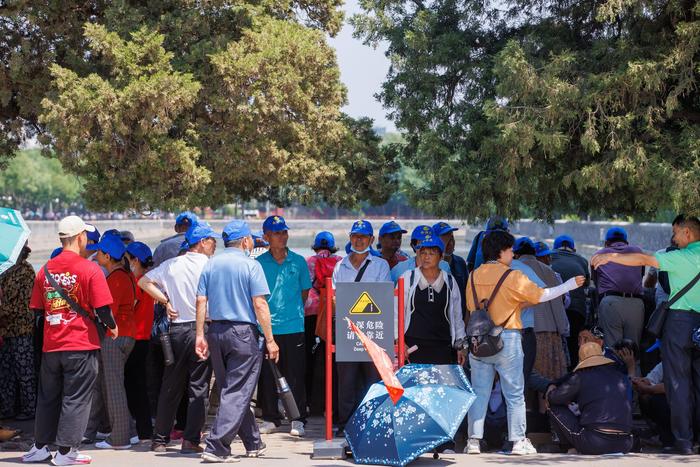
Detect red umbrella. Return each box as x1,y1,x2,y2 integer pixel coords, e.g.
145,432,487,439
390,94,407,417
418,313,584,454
345,317,404,404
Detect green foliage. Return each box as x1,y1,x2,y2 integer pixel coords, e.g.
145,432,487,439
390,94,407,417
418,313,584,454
0,149,82,209
353,0,700,221
1,1,395,211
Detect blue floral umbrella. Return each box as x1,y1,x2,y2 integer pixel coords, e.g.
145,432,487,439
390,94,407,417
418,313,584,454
345,364,476,467
0,207,30,275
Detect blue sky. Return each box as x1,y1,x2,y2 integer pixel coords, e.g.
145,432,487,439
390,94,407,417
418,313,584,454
327,0,396,132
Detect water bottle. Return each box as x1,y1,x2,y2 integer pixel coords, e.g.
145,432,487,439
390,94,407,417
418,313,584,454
159,331,175,366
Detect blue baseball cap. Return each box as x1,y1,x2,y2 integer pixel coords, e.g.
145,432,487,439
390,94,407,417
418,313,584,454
416,235,445,253
432,221,459,236
222,220,252,242
379,221,407,237
554,235,575,250
514,236,535,253
313,231,336,249
126,242,153,263
262,215,289,232
86,229,120,251
252,230,269,248
350,220,373,236
411,225,434,241
606,227,628,243
93,233,126,260
50,247,63,259
485,216,509,231
184,222,220,247
85,225,100,243
534,241,553,257
175,211,199,227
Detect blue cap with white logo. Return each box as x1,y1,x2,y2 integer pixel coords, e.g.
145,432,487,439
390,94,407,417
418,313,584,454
416,236,445,253
554,235,575,250
411,225,434,241
514,236,535,253
606,227,628,243
262,215,289,232
534,241,553,257
379,221,407,237
313,231,336,249
126,242,153,264
350,220,373,236
184,222,220,247
222,220,252,242
485,216,509,232
93,233,127,260
176,211,199,227
432,222,459,236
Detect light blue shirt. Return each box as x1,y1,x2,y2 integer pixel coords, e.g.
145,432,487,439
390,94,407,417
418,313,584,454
197,248,269,323
510,259,546,329
390,256,451,283
332,254,391,286
257,249,312,335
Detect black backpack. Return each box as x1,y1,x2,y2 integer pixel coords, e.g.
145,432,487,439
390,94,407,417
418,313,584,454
465,269,512,358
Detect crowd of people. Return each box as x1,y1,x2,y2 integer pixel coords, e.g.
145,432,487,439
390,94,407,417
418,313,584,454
0,212,698,464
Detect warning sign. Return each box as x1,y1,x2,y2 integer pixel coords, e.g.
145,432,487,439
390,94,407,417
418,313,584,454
350,292,381,315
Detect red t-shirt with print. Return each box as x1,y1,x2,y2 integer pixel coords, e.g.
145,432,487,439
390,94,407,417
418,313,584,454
132,273,155,340
30,250,113,352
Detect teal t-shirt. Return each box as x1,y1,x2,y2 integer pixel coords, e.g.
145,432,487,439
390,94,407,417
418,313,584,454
655,241,700,312
257,249,312,335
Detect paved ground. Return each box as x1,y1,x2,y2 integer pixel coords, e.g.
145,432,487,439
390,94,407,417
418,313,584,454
1,416,697,466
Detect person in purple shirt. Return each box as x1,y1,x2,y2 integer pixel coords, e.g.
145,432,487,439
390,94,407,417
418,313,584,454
592,227,645,347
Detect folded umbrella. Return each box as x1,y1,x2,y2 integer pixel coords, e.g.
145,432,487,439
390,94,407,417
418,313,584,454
345,364,476,467
0,208,31,276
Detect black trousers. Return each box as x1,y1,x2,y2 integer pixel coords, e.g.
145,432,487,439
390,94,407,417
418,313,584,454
258,332,307,423
548,405,632,454
125,339,152,439
661,310,700,451
521,328,537,382
405,337,456,364
566,310,586,369
639,394,674,447
35,350,98,448
147,335,188,430
337,361,379,430
304,316,322,415
153,323,212,444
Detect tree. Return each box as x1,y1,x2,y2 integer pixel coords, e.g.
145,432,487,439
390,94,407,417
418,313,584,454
352,0,700,220
0,149,82,211
2,0,395,210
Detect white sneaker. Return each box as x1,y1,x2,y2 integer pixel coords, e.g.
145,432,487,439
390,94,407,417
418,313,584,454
289,421,305,437
22,445,52,463
463,438,481,454
95,432,110,441
442,449,455,454
201,452,240,463
511,438,537,455
95,440,131,450
129,436,140,445
51,448,91,466
258,421,277,434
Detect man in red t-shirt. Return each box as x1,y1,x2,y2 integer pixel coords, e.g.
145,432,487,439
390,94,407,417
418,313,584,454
22,216,117,466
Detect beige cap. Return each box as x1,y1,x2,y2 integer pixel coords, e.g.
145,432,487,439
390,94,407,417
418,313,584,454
58,215,96,239
574,342,615,372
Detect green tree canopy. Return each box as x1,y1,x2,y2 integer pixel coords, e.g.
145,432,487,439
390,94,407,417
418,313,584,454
353,0,700,221
2,0,395,211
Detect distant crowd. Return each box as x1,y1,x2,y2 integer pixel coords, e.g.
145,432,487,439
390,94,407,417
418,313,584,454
0,212,699,464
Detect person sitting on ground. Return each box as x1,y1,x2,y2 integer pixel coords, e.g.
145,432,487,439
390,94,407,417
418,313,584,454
632,362,675,451
545,342,633,455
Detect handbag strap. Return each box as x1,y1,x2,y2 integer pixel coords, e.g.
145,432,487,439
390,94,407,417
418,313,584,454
668,271,700,307
43,264,105,340
354,259,371,282
470,269,513,310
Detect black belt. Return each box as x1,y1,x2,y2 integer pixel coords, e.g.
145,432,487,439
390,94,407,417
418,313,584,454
600,291,643,300
170,321,197,328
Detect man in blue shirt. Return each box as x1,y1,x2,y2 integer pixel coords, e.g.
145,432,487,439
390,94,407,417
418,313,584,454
195,220,278,462
256,215,312,437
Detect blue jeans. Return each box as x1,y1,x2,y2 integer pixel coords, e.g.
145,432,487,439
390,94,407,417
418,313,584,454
468,330,526,441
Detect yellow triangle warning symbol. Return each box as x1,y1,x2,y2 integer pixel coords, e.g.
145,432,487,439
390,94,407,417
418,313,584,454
349,292,382,315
